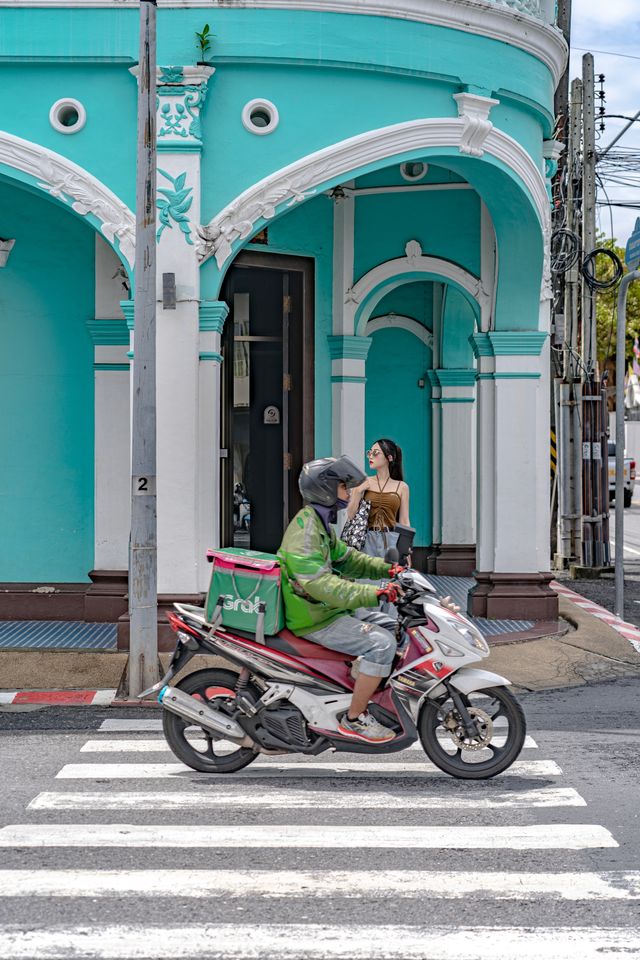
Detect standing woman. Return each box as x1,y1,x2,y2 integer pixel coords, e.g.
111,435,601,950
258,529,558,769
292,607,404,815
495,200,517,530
347,438,410,558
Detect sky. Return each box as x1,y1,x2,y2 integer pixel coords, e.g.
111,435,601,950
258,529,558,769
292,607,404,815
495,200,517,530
570,0,640,247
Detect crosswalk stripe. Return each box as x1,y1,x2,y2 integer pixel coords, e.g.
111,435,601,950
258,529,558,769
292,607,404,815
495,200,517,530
0,925,637,958
0,823,617,849
55,759,561,779
0,869,637,900
79,737,539,753
27,786,585,811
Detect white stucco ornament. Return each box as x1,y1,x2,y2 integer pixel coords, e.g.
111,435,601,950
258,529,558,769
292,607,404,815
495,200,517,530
405,239,423,263
0,131,135,269
453,93,500,157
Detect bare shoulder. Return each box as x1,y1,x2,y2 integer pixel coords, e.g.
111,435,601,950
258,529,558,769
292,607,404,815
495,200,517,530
397,480,409,492
355,477,372,493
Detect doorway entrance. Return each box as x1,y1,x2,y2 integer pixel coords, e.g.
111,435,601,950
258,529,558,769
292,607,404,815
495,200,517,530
220,252,314,554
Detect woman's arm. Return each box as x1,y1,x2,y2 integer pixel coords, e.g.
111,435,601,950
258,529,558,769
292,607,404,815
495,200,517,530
398,482,411,526
346,480,368,519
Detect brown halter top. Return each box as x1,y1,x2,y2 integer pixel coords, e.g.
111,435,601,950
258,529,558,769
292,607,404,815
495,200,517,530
364,485,402,531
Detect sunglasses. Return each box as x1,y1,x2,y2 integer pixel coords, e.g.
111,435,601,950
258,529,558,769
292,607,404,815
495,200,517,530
366,448,383,458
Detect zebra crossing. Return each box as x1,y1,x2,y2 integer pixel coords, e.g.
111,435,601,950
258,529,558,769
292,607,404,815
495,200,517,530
0,715,637,959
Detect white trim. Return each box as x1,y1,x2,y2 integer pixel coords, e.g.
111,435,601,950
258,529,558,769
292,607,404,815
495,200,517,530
366,314,434,349
241,98,280,136
49,98,86,135
0,130,135,269
199,116,549,269
349,241,489,335
0,1,567,85
348,183,473,197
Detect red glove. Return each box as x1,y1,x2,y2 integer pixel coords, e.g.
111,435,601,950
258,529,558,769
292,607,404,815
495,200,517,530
388,563,405,578
377,583,401,604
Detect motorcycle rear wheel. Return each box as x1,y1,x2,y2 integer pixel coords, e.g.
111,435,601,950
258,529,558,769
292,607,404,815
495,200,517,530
162,668,258,774
418,685,526,780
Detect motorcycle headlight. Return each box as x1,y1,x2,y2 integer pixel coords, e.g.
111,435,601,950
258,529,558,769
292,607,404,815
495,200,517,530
452,621,489,654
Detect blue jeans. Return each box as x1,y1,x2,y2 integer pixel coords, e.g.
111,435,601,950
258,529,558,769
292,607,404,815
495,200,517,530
304,608,397,678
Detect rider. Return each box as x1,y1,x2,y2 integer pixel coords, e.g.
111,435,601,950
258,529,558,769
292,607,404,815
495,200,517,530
277,456,404,744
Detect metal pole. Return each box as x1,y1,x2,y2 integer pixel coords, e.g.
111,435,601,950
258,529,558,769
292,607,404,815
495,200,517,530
128,0,158,697
615,271,640,617
582,54,597,377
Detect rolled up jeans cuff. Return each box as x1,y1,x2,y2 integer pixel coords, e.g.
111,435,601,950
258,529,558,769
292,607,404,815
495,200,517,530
358,658,393,678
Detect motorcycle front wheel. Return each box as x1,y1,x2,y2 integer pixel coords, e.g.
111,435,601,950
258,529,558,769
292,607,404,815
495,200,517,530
418,685,526,780
162,668,258,774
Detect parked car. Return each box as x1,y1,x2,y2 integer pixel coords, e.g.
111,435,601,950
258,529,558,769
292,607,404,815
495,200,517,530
608,443,636,508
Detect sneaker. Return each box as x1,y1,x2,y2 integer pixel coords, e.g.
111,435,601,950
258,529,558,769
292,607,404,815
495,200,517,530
337,711,396,743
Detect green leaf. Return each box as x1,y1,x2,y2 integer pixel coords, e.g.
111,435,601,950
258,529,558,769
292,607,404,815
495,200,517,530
174,172,187,192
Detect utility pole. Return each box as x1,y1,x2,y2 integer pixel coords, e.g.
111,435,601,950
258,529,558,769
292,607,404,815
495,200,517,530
127,0,158,698
581,53,597,376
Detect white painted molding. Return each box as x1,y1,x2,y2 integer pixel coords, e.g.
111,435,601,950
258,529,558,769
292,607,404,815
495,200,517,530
366,313,434,348
49,98,87,135
453,93,500,157
0,2,567,85
199,117,550,269
0,131,135,269
349,250,489,334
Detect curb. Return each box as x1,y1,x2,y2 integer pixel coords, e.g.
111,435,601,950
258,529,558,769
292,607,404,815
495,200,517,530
552,581,640,655
0,688,117,706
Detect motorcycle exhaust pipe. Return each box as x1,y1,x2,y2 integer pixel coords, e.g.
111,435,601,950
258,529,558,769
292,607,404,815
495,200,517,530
158,686,251,744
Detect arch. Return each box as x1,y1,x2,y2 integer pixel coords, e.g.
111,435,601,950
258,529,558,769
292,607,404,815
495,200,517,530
366,313,434,349
198,114,549,280
0,130,135,273
352,244,485,336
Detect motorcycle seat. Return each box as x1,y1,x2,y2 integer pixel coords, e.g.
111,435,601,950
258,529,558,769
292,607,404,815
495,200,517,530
265,629,355,663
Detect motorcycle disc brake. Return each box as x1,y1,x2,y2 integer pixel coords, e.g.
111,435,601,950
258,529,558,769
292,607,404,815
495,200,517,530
442,706,493,751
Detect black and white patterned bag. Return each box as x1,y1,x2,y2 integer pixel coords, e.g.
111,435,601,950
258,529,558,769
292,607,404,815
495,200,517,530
340,496,371,551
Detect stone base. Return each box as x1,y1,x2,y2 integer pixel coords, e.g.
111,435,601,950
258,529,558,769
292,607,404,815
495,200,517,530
468,571,558,620
84,570,128,622
117,593,205,652
411,546,438,574
435,544,476,577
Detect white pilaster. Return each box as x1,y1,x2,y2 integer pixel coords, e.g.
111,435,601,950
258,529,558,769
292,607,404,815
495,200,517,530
536,300,552,571
472,331,547,573
130,64,213,594
89,238,131,572
332,187,355,336
430,370,476,546
329,336,371,469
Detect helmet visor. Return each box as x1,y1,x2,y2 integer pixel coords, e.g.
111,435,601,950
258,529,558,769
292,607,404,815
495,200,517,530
324,455,366,490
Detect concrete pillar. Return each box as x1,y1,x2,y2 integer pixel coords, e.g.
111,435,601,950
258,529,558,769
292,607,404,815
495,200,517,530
329,335,372,470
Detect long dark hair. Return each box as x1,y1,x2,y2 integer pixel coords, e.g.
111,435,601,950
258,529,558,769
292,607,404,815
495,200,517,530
376,438,404,482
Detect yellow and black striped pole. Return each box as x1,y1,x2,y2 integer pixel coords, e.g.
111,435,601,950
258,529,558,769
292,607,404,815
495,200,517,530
550,429,557,481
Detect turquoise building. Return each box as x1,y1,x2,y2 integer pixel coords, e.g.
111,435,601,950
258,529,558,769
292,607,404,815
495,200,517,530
0,0,566,634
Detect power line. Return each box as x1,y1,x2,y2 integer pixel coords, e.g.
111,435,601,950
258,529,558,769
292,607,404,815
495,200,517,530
573,46,640,62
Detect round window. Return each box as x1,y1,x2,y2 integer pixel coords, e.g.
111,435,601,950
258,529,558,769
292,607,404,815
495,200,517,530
400,161,428,182
242,99,279,136
49,98,87,135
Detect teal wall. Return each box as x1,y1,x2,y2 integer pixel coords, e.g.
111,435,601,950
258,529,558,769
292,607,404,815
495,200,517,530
375,281,435,329
441,287,478,368
0,181,95,582
366,328,432,545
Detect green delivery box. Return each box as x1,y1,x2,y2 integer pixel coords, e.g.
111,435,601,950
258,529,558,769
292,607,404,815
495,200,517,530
205,548,284,636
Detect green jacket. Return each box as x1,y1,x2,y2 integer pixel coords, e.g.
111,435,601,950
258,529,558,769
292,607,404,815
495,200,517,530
277,506,391,636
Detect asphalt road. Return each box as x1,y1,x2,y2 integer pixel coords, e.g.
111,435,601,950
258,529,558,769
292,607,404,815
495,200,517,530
0,679,639,958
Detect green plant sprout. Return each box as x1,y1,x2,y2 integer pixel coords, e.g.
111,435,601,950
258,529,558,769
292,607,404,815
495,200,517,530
195,23,213,62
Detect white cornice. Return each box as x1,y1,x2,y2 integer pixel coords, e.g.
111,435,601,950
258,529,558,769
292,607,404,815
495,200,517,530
198,116,550,269
0,131,135,268
0,0,567,86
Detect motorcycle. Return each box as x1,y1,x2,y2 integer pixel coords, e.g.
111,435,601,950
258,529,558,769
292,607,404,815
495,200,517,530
140,566,526,780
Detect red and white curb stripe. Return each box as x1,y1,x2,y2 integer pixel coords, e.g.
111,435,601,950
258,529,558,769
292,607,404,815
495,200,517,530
0,689,116,707
553,581,640,655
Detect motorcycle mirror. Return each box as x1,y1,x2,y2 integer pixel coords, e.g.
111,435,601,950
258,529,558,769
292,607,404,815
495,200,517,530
384,547,400,563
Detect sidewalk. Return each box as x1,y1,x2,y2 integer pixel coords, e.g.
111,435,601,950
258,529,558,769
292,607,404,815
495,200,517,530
1,581,639,699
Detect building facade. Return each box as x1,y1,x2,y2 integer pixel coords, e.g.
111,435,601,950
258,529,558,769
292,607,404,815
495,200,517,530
0,0,566,636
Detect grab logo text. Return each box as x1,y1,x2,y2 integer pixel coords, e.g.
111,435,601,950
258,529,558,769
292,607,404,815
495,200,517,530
223,595,263,615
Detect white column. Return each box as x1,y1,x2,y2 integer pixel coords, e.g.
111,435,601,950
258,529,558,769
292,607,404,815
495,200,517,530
197,301,228,591
437,374,476,546
536,299,552,571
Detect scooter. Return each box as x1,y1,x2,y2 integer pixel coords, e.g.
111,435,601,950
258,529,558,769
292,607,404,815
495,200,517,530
140,566,526,779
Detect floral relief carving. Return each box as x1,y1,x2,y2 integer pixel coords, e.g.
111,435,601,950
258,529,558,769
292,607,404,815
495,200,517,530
157,168,194,245
0,134,135,268
158,86,208,141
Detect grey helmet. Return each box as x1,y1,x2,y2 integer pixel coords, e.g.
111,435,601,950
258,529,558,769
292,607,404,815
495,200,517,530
298,456,366,506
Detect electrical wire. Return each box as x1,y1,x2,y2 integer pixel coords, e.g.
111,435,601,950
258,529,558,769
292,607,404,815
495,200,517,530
582,248,624,291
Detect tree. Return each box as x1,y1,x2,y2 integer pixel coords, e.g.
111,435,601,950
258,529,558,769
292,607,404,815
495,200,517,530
596,236,640,369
